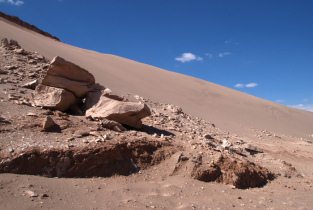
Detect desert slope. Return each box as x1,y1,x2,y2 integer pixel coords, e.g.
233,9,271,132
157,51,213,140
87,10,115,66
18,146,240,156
1,17,312,138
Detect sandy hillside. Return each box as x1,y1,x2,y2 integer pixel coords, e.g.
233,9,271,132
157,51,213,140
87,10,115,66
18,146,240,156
1,13,313,210
1,17,313,139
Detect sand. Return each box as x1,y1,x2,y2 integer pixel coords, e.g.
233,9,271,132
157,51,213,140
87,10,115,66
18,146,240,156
1,15,313,210
1,17,313,139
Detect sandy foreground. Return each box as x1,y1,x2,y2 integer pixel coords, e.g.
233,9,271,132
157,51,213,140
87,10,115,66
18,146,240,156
0,15,313,210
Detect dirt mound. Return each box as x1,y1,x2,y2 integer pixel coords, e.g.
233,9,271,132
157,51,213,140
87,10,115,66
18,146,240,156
0,139,175,178
192,155,275,189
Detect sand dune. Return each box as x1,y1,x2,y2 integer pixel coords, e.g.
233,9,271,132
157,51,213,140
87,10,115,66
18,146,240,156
1,17,312,138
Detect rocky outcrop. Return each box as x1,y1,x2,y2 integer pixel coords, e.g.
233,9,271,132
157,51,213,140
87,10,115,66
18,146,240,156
42,56,95,97
86,95,151,129
32,84,76,111
29,55,151,129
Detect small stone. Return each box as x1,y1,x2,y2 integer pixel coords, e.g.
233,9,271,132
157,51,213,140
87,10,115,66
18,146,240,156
221,139,232,149
95,138,104,143
103,134,111,140
22,79,38,90
26,112,38,117
4,65,17,70
8,147,14,153
204,134,214,140
245,145,263,154
41,193,49,198
66,137,75,142
74,130,90,138
25,190,38,198
28,59,37,65
14,48,25,55
0,69,8,75
42,116,60,132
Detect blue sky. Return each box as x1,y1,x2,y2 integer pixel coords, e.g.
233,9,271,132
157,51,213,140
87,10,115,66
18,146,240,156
1,0,313,111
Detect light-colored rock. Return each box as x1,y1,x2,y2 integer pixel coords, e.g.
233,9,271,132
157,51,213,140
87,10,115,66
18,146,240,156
22,79,38,90
85,84,107,110
42,116,59,132
25,190,38,198
86,96,151,129
221,139,232,149
32,84,76,111
42,56,95,97
14,48,26,55
26,112,38,117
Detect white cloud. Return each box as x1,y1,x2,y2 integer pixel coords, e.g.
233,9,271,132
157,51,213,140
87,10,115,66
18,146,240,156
234,83,244,88
245,82,258,88
289,104,313,112
234,82,258,89
218,52,232,58
175,53,203,63
0,0,24,6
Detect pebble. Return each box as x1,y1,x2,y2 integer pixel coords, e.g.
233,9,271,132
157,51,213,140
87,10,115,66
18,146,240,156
25,190,38,198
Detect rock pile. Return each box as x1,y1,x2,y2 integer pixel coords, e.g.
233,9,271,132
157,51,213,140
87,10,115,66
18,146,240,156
31,55,151,129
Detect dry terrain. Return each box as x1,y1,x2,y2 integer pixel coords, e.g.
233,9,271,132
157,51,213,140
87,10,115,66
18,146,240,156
0,13,313,210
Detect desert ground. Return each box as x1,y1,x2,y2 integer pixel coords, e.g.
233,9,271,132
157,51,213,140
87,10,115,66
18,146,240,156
0,13,313,210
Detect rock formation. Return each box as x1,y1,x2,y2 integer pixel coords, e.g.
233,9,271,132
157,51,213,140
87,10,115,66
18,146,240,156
32,84,76,111
42,56,95,98
86,95,151,129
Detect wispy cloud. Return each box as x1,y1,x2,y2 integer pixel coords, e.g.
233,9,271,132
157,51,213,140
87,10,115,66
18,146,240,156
218,52,232,58
245,82,258,88
234,83,244,88
175,53,203,63
234,82,258,89
0,0,24,6
289,104,313,112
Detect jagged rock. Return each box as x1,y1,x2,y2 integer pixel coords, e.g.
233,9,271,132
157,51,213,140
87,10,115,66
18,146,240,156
42,116,60,132
4,65,17,70
85,84,107,110
245,145,264,155
100,119,127,132
1,38,9,48
0,116,10,124
32,84,76,111
13,48,26,55
86,95,151,129
42,56,95,97
9,39,21,48
22,79,38,90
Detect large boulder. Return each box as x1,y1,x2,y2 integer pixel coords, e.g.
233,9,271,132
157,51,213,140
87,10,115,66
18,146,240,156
32,84,76,111
42,56,95,97
86,96,151,129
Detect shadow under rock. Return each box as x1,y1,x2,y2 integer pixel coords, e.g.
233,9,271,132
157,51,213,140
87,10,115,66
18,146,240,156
138,125,175,137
